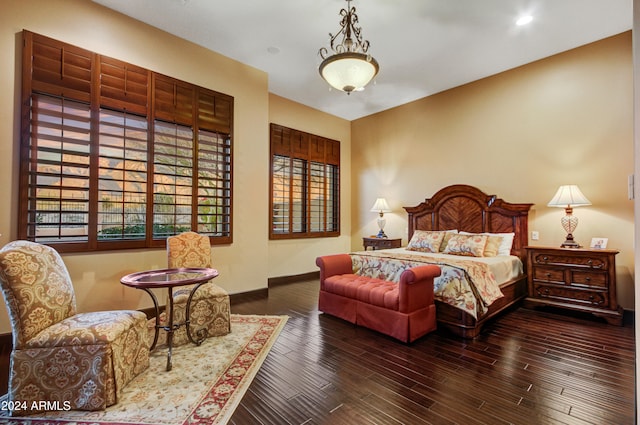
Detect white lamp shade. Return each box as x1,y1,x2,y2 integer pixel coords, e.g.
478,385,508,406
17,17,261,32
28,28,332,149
319,52,379,93
547,185,592,208
370,198,391,213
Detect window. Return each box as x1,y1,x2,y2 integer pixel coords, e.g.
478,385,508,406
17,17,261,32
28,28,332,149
19,31,233,252
269,124,339,239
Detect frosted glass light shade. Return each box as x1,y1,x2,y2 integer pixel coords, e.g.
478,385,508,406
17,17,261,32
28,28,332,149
319,52,379,93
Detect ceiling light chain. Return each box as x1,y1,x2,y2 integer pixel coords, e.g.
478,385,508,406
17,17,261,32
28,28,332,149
318,0,379,94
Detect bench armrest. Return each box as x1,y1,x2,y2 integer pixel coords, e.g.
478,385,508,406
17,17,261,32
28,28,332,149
398,265,441,313
316,254,353,284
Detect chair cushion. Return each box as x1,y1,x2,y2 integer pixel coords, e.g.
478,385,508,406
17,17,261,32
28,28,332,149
160,282,231,346
173,281,228,303
25,310,148,348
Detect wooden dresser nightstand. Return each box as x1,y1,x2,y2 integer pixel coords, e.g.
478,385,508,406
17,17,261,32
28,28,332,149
524,246,622,325
363,237,402,251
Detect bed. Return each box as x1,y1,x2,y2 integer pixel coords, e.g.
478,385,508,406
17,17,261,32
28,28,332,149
354,184,532,338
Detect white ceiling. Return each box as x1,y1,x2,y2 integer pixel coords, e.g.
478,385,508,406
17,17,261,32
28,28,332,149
92,0,632,121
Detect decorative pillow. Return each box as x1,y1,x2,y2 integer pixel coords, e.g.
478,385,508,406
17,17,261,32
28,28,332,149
440,229,458,252
460,231,514,256
407,230,446,253
443,234,488,257
492,232,515,256
482,235,503,257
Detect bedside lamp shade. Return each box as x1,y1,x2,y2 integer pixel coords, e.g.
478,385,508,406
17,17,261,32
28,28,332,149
547,185,591,248
370,198,391,238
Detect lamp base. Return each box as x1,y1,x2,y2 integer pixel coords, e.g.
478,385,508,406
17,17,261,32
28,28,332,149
560,233,581,248
375,215,387,239
560,241,581,249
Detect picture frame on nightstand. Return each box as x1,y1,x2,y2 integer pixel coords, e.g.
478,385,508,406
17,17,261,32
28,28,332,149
590,237,608,249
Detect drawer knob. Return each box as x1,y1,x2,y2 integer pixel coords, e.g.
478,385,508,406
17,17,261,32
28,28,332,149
585,276,591,282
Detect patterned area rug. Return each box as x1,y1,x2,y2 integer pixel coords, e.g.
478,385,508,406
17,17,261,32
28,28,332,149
0,314,288,424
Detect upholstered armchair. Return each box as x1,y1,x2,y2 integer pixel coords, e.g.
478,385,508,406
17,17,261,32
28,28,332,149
165,232,230,346
0,241,150,416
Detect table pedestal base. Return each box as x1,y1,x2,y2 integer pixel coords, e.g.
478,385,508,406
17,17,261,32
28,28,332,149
143,281,208,371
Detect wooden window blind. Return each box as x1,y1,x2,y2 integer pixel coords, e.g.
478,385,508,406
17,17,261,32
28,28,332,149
26,95,91,245
269,123,340,239
19,30,234,252
97,109,148,243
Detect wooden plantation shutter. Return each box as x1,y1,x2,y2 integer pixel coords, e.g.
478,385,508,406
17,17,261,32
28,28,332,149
19,30,234,252
24,95,92,245
96,56,150,248
151,75,233,244
269,123,340,239
99,56,149,116
20,32,94,249
27,31,93,102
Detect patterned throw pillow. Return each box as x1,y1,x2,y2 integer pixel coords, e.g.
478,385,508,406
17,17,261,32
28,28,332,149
407,230,446,253
440,230,458,252
460,231,514,256
482,235,504,257
443,234,488,257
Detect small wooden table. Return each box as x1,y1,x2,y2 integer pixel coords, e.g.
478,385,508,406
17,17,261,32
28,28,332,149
362,237,402,251
121,267,219,371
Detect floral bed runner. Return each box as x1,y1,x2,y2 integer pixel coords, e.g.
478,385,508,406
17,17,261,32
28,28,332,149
350,250,504,319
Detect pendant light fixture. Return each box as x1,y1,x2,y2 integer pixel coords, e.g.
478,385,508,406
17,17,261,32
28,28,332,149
318,0,379,94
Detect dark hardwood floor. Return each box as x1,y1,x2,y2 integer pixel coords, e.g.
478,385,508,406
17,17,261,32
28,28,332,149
0,278,635,424
229,279,635,425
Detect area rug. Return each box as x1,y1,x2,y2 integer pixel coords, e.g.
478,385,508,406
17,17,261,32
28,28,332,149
0,314,288,425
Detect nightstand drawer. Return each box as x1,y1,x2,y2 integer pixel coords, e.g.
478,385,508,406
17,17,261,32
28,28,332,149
570,270,607,287
376,239,399,249
532,267,564,284
362,237,402,250
532,283,609,308
531,252,609,270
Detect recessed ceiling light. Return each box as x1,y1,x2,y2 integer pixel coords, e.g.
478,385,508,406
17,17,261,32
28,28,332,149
516,15,533,26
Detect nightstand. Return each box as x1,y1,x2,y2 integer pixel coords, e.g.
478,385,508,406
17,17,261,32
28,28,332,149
524,246,622,325
363,237,402,251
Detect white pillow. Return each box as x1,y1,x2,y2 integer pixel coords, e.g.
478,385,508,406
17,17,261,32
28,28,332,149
460,231,514,256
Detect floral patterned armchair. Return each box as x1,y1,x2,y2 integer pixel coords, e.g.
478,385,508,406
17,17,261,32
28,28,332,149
0,240,150,416
165,232,230,346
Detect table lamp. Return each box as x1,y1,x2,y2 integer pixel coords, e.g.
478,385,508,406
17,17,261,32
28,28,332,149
547,185,591,248
370,198,391,238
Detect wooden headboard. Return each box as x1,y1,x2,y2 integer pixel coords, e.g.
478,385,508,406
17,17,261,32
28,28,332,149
404,185,533,261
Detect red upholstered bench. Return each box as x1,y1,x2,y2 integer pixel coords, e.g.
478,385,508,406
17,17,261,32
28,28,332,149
316,254,441,343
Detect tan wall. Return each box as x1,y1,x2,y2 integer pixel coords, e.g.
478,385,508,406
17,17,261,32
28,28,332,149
351,32,635,310
0,0,349,333
268,94,351,278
